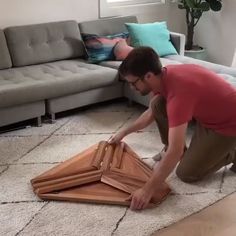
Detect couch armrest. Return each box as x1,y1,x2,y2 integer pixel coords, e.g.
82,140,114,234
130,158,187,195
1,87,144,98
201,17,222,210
170,32,186,56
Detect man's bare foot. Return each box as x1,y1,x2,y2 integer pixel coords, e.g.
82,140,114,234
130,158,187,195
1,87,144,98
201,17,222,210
152,146,167,162
230,163,236,173
152,145,188,162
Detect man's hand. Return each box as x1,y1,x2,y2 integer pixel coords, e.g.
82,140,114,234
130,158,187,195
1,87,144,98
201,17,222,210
108,130,126,144
126,187,154,210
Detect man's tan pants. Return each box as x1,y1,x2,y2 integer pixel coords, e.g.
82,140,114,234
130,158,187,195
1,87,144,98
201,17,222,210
151,96,236,183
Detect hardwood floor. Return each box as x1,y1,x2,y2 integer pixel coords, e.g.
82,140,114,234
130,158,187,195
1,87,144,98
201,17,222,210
153,192,236,236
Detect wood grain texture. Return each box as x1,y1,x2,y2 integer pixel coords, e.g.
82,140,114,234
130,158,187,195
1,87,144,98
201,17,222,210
31,141,171,207
31,144,98,184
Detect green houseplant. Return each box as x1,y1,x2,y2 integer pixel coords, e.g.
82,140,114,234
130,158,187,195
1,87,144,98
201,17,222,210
177,0,222,50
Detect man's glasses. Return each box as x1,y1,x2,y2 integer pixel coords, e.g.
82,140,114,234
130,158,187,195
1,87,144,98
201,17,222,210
127,77,142,87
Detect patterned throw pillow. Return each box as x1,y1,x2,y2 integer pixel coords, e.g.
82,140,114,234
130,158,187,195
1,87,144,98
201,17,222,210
114,39,134,61
82,32,129,63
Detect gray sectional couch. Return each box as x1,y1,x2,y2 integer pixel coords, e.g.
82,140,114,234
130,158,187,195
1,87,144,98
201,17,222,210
0,20,121,127
0,16,235,128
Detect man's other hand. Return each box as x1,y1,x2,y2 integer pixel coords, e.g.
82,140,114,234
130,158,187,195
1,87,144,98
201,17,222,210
108,130,126,144
126,187,153,211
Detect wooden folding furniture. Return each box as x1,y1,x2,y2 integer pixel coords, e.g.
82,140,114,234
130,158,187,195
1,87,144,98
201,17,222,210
31,141,171,207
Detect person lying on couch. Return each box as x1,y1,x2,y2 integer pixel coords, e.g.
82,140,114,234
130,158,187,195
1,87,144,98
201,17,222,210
108,46,236,211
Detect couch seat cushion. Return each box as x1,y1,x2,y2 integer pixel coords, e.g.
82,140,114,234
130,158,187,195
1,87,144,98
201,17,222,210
100,57,182,70
165,55,236,78
0,30,12,69
217,74,236,87
99,61,122,69
0,59,118,108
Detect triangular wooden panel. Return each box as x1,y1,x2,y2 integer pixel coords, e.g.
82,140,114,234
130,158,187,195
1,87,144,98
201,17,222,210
31,141,171,207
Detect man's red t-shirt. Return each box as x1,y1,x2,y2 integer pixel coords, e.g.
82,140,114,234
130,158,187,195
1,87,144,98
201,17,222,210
160,64,236,136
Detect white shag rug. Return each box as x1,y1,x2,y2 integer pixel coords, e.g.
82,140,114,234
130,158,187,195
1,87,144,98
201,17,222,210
0,101,235,236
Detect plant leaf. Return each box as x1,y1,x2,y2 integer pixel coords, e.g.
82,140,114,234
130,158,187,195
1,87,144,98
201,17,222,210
199,2,210,11
192,9,202,19
208,0,222,11
178,4,186,9
184,0,196,9
178,0,186,9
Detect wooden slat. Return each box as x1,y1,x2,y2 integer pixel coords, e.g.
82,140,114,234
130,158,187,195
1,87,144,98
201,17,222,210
131,157,153,178
110,168,147,182
102,171,171,205
102,171,146,192
38,182,130,205
31,144,97,184
39,193,130,206
111,142,125,168
32,166,96,185
32,169,102,190
101,174,133,194
101,145,114,171
91,141,107,168
35,170,102,194
123,144,152,177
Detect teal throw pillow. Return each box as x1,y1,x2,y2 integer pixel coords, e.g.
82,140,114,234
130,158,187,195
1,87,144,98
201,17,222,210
125,22,177,57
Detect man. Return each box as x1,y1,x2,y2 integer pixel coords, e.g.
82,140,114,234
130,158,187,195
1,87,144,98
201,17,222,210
108,46,236,211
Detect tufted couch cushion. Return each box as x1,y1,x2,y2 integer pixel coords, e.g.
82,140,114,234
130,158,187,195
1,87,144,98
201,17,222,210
4,21,86,67
0,30,12,69
0,60,118,108
79,16,137,36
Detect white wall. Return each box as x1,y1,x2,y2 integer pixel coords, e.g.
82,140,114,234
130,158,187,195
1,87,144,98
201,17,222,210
194,0,236,66
0,0,184,32
0,0,99,28
136,1,185,33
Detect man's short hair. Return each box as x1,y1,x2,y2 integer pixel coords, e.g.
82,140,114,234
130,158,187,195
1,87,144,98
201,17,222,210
118,46,163,79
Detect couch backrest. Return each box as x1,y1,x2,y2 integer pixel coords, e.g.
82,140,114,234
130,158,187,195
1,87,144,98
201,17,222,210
5,20,85,67
0,30,12,69
79,16,137,35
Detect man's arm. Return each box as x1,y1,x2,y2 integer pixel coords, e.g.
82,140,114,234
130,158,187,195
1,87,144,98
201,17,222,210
146,123,187,189
129,123,188,210
122,94,158,134
123,107,154,134
109,98,156,143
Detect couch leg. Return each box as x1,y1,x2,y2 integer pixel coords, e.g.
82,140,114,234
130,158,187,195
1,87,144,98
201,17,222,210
36,117,42,127
128,98,133,107
50,113,56,124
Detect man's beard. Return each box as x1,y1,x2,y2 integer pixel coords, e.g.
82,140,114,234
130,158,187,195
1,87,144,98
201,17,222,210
140,88,151,96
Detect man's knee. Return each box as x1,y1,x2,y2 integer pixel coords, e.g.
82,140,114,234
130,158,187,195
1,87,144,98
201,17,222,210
176,165,201,183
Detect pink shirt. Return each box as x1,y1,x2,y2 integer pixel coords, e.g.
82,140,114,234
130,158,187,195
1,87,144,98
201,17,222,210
160,64,236,136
